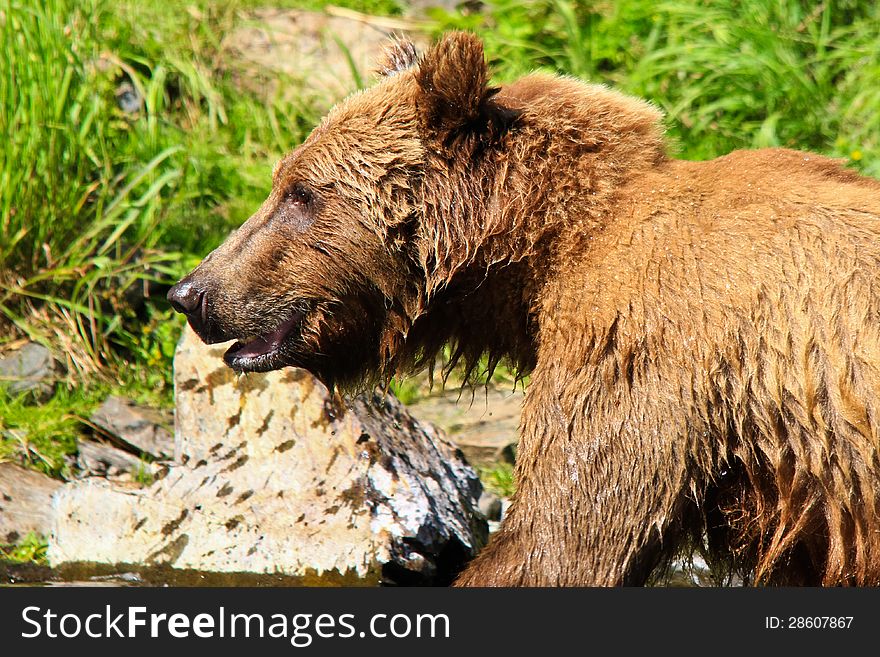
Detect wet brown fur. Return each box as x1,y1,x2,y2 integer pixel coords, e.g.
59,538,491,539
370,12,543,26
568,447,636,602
174,33,880,586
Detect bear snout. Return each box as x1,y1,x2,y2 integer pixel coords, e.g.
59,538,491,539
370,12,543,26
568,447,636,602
167,278,228,344
167,279,204,317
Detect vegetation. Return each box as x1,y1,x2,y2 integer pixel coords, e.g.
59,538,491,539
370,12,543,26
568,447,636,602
0,532,48,565
478,462,516,498
1,0,877,498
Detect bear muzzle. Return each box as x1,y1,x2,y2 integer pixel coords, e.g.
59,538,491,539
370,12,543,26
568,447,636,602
167,278,230,345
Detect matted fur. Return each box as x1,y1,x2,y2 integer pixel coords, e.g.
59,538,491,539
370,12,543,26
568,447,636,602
169,32,880,586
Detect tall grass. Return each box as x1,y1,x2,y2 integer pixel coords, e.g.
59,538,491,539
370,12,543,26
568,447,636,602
9,0,873,384
0,0,328,381
0,0,185,376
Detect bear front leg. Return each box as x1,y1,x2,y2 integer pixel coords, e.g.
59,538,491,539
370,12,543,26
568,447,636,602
455,370,697,586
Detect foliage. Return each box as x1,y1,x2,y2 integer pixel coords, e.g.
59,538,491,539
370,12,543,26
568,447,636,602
0,533,49,565
478,462,516,498
0,385,101,477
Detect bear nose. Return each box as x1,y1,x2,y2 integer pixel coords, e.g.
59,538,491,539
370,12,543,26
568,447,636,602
167,280,206,321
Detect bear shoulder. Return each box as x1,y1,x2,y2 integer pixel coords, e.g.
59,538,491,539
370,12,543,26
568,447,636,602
498,73,665,156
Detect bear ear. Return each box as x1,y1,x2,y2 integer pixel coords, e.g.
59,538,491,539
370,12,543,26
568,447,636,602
414,32,499,142
376,36,419,77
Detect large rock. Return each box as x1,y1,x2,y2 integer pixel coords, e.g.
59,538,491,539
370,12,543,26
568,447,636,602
75,439,151,480
0,463,63,544
48,326,487,585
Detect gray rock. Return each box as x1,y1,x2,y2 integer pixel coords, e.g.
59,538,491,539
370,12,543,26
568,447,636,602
657,554,746,587
478,490,502,521
76,440,149,479
48,326,487,585
115,81,143,114
0,463,63,544
500,497,512,520
404,0,479,17
0,342,60,398
90,396,173,460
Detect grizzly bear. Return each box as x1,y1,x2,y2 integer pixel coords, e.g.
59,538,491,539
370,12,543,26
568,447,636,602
168,32,880,586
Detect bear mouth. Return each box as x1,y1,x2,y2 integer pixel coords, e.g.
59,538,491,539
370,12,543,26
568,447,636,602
223,310,305,372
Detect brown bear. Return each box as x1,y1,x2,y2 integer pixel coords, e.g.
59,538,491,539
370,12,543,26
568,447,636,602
168,32,880,586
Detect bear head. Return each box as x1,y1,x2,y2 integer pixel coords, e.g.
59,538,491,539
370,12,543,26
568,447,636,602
167,32,516,390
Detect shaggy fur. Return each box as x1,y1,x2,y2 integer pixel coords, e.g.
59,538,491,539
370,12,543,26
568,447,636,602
169,32,880,586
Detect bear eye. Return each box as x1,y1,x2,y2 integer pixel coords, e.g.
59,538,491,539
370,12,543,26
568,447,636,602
285,183,312,206
276,182,316,232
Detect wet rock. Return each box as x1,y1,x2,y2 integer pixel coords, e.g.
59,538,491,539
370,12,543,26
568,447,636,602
407,386,522,466
0,463,63,544
656,554,746,587
0,341,61,399
49,326,487,585
90,395,173,460
500,497,512,520
486,497,511,534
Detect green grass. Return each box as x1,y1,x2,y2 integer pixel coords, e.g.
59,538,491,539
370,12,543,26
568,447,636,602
0,0,878,494
0,385,106,478
0,532,49,565
478,463,516,498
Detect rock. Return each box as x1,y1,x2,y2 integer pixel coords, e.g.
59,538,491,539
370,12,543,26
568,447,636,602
407,386,522,466
404,0,479,17
76,440,148,479
48,326,487,585
90,395,173,460
478,490,502,521
115,81,143,114
222,8,429,105
0,341,61,398
0,463,63,544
